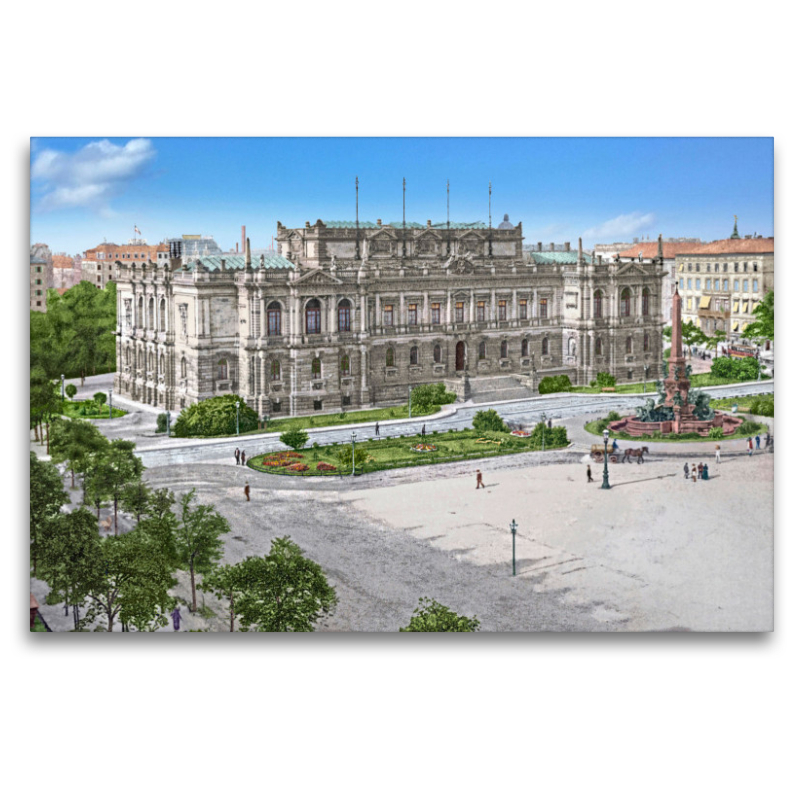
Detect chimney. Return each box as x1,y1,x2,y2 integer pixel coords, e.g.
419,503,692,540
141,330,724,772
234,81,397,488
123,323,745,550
537,242,542,251
657,233,663,261
241,226,246,254
377,219,382,226
235,243,239,253
427,220,432,228
565,241,571,251
578,238,583,262
550,242,555,251
245,237,251,268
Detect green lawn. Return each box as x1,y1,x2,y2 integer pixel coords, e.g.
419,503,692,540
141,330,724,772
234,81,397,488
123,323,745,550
61,400,127,419
584,418,768,443
247,429,569,477
710,393,773,412
570,372,768,395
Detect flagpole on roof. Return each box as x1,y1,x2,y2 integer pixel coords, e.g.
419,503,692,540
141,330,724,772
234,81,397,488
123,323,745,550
446,179,450,256
354,176,360,260
402,177,407,258
488,181,493,257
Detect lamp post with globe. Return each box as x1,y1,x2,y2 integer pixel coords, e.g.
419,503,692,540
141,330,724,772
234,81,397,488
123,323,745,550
601,428,611,489
235,401,240,436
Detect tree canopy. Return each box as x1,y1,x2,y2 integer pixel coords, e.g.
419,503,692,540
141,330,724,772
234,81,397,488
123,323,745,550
172,394,258,437
743,289,774,343
400,597,481,632
30,452,69,575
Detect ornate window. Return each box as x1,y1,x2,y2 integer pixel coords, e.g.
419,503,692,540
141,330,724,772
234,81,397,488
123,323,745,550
410,346,419,366
594,337,603,355
594,290,603,318
338,299,351,332
311,357,321,379
498,300,507,321
539,298,548,318
124,299,132,331
148,297,155,328
383,304,394,327
181,357,187,378
386,348,394,367
542,337,549,356
620,288,631,317
433,344,442,363
519,299,528,320
743,280,749,292
271,360,281,380
431,303,441,325
217,359,228,380
642,288,650,316
626,336,633,354
407,304,418,326
455,302,464,323
714,279,720,291
500,340,508,359
159,298,166,331
644,334,650,352
340,355,350,376
417,236,436,254
476,301,486,322
305,299,321,334
371,236,391,254
460,235,479,253
159,354,165,374
521,339,529,357
267,302,282,336
478,342,487,360
137,296,144,328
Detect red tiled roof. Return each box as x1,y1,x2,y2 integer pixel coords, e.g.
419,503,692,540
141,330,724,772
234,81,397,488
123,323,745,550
675,238,774,256
618,242,695,259
56,288,70,295
52,254,75,270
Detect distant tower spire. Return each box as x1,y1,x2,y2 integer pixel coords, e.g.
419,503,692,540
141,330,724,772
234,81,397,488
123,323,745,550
402,177,407,258
355,176,360,259
731,214,741,239
488,181,493,257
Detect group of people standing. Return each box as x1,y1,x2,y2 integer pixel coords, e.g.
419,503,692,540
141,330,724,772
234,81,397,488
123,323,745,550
684,462,710,482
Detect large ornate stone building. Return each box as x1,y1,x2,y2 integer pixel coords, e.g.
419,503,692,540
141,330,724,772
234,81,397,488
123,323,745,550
113,218,665,416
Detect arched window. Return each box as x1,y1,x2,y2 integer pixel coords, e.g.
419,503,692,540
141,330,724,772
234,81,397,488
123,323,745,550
181,357,187,378
126,346,131,365
305,299,321,335
386,348,394,367
159,354,165,374
148,297,155,328
542,337,549,356
644,334,650,352
594,289,603,318
338,299,351,332
521,339,529,357
433,344,442,363
267,302,282,336
620,288,631,317
271,360,281,380
500,340,508,359
137,296,144,328
217,359,228,380
595,337,603,355
159,298,166,330
625,336,633,354
478,342,487,360
410,346,419,366
311,357,321,379
340,355,350,376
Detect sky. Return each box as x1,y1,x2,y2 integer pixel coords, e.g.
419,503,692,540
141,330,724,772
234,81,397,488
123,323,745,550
29,137,774,255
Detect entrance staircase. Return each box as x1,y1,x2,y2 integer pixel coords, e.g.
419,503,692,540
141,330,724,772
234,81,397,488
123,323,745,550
468,374,536,403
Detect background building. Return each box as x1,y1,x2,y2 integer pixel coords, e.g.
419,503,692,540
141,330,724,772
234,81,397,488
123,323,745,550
51,253,82,290
30,244,52,311
83,239,169,289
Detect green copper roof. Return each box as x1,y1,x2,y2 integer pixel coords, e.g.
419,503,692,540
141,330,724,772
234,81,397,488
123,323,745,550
321,220,487,230
187,254,294,271
528,250,584,265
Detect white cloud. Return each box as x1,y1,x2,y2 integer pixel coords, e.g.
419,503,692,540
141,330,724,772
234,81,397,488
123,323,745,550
32,138,156,212
582,212,656,242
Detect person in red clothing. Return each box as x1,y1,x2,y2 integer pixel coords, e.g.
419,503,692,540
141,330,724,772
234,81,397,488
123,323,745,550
475,469,485,489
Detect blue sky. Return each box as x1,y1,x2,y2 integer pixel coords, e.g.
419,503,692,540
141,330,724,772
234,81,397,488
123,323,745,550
30,137,774,254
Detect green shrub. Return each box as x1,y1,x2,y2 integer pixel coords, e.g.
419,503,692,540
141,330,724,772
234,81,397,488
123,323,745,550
538,374,573,394
472,409,509,433
663,348,671,359
65,384,77,400
596,372,617,388
708,427,724,440
280,425,309,450
389,409,397,418
156,413,168,433
606,411,622,422
93,392,107,407
411,383,457,413
531,422,569,448
737,420,761,435
749,396,774,417
172,394,259,437
710,356,760,382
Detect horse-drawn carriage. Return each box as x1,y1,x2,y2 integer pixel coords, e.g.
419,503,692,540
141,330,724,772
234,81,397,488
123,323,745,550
591,444,618,463
591,443,649,464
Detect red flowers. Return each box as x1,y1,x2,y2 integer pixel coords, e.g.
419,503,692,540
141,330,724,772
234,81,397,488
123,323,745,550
316,462,338,472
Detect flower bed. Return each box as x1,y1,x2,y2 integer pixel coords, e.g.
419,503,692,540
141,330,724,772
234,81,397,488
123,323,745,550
316,462,338,472
510,430,530,437
411,443,437,452
287,463,309,472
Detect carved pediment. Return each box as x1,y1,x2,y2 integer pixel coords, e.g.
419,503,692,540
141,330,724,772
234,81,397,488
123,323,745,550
294,268,343,286
367,228,399,240
616,262,649,277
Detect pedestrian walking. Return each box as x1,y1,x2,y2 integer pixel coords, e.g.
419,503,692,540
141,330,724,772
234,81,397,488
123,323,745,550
587,464,594,483
171,607,182,632
235,447,240,466
375,421,380,437
547,418,552,429
241,449,246,464
691,464,697,482
421,423,426,437
475,469,485,489
755,434,761,450
747,438,753,456
715,444,721,464
765,432,772,449
683,462,689,479
244,482,250,502
612,438,619,454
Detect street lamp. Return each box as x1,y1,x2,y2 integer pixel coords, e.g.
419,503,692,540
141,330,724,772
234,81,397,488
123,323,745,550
235,401,240,436
408,384,412,418
601,428,611,489
166,410,171,437
60,374,65,400
108,388,113,419
510,519,518,576
351,431,356,476
541,412,547,453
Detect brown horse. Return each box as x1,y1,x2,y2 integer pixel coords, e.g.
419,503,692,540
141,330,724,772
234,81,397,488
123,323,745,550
621,446,649,464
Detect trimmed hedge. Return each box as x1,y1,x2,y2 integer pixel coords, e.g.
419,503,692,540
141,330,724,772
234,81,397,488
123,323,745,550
538,374,573,394
173,394,258,437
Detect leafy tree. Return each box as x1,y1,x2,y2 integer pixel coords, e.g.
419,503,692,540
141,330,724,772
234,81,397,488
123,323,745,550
200,562,250,632
411,383,457,413
172,394,258,437
472,409,509,433
93,392,107,408
233,537,338,632
333,445,368,473
30,368,62,453
155,413,168,433
39,507,102,628
280,425,309,451
663,320,709,348
708,328,727,358
82,529,173,632
88,439,143,533
400,597,480,632
120,479,153,524
743,290,774,343
50,417,109,489
65,383,77,400
175,489,230,611
29,452,68,576
530,423,569,448
137,488,180,567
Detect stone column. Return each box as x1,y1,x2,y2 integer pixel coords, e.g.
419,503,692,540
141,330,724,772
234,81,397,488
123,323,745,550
490,289,496,324
399,292,405,330
375,292,381,331
446,290,452,326
423,291,429,327
469,289,475,322
360,293,367,333
329,295,337,335
512,288,517,322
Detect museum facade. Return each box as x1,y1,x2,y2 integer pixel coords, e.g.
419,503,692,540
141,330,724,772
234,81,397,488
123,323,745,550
113,218,665,417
